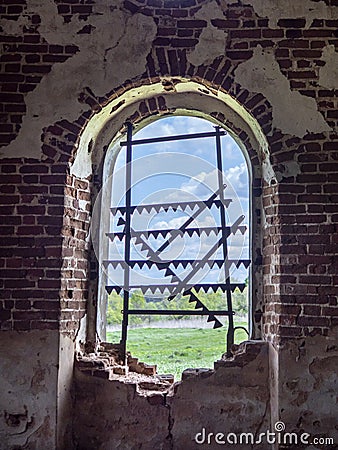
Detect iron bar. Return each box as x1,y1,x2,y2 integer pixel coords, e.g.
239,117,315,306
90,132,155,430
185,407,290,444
154,189,225,255
120,222,226,328
126,309,233,316
106,282,246,294
215,126,234,356
120,122,133,362
107,123,251,362
110,198,232,216
164,215,244,300
121,129,226,147
107,226,223,240
103,258,251,269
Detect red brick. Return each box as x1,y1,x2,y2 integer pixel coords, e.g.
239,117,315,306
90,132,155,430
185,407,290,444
287,70,316,79
177,19,206,28
171,38,198,48
298,316,330,327
231,29,261,38
226,50,253,60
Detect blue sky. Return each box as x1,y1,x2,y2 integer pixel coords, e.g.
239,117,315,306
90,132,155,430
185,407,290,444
107,116,250,287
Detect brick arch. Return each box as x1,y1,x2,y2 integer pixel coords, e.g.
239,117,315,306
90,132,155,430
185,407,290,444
58,77,275,348
71,77,272,177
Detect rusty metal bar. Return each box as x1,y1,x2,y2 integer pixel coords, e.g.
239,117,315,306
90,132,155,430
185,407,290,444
120,129,226,147
126,309,233,316
120,122,133,362
108,123,251,362
215,126,234,356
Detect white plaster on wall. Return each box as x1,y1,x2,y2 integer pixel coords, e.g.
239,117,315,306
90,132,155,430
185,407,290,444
234,46,331,137
0,0,157,159
222,0,335,28
187,26,227,67
319,45,338,90
0,331,59,449
275,160,301,182
71,79,272,181
187,1,227,67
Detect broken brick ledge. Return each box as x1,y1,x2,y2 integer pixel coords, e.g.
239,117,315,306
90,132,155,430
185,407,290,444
75,340,268,396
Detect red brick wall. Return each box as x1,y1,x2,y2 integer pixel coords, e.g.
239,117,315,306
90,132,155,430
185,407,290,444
0,0,337,344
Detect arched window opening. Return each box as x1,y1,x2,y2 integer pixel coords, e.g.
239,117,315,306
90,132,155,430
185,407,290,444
98,116,251,379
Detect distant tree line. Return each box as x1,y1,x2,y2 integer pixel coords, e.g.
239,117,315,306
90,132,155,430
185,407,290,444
107,282,248,326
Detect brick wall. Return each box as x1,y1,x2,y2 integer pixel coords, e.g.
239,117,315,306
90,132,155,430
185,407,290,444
0,0,337,344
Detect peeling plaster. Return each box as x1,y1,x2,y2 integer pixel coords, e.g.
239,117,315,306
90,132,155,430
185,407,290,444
318,45,338,90
187,1,227,67
187,26,227,67
275,160,301,182
0,331,58,449
278,328,338,440
223,0,335,28
234,46,331,137
0,0,157,159
71,79,272,183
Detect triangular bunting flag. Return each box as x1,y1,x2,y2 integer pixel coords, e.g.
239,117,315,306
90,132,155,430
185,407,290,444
204,228,212,237
158,230,166,238
213,318,223,329
105,286,113,294
105,285,122,294
239,284,246,293
140,243,148,252
134,236,142,245
195,300,203,309
188,293,198,303
186,228,194,237
117,217,125,226
204,198,213,208
239,226,247,235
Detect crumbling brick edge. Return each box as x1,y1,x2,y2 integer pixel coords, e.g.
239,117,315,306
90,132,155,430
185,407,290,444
75,340,267,399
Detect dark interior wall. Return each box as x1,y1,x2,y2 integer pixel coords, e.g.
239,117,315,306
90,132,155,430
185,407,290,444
0,1,337,448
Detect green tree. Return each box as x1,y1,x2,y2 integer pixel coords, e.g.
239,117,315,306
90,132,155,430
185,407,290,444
106,291,123,325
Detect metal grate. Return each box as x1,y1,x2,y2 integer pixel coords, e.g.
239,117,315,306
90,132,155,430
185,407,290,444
105,122,251,361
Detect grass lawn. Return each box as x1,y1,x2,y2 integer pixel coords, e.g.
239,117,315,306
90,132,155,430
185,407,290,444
107,322,248,380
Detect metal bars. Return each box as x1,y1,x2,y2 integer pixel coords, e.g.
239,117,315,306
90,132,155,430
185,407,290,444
120,122,133,356
106,124,250,362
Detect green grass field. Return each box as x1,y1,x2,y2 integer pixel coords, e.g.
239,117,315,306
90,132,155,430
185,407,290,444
107,323,248,380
